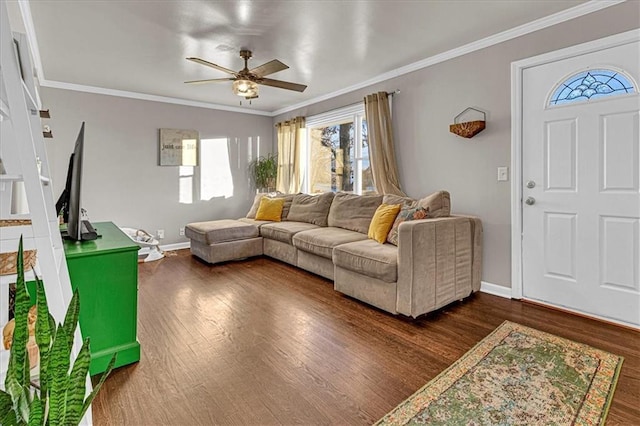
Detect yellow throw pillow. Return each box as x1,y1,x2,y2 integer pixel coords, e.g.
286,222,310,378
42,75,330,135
256,197,285,222
368,203,402,244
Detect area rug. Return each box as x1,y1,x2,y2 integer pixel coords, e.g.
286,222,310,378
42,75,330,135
376,321,623,426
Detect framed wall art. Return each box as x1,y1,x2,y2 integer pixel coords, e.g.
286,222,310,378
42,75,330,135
159,128,199,166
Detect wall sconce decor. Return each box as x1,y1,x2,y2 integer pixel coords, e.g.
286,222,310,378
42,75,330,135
449,107,486,138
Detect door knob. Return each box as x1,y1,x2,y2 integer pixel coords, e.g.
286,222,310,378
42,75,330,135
526,180,536,189
525,197,536,205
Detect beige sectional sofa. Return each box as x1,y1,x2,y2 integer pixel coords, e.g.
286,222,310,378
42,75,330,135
186,191,482,318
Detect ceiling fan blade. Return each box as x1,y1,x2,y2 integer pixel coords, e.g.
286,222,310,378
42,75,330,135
184,78,235,84
249,59,289,77
259,78,307,92
186,57,237,75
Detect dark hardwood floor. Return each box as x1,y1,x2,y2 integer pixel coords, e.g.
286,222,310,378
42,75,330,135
92,250,640,425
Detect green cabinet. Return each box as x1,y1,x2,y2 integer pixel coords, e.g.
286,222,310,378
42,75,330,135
63,221,140,375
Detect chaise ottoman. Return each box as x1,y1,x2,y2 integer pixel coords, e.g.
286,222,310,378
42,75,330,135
185,219,263,264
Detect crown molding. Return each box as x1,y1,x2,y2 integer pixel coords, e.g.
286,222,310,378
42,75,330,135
19,0,624,118
272,0,626,116
40,79,273,116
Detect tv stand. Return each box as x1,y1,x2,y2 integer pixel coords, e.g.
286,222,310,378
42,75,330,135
62,221,140,375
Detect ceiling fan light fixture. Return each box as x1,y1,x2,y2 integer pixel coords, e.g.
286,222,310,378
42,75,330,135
233,79,258,97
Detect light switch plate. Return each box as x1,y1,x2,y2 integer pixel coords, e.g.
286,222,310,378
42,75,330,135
497,166,509,182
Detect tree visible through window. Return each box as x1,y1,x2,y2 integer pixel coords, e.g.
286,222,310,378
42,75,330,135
306,106,374,195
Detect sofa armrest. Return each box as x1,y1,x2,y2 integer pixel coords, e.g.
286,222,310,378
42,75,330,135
396,216,482,317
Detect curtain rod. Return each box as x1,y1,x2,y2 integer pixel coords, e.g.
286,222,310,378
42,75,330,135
275,89,400,125
338,89,400,109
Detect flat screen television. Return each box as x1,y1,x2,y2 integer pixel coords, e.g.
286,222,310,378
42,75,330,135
55,122,97,241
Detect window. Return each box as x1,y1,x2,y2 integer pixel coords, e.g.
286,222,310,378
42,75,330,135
178,166,194,204
178,138,235,204
549,68,635,106
304,104,375,195
200,138,233,200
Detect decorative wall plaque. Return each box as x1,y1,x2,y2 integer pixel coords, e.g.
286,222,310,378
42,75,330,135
159,128,199,166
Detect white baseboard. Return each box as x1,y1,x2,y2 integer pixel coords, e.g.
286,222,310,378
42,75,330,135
160,242,190,251
480,281,512,299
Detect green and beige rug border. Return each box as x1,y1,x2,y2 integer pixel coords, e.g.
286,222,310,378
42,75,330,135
376,321,624,426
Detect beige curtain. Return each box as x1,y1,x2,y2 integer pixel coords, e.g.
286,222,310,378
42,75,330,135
275,116,305,194
364,92,406,196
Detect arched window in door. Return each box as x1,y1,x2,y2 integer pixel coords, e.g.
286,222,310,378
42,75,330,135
549,68,635,106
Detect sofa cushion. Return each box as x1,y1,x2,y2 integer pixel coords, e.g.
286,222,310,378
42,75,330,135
287,192,335,226
368,203,401,243
246,193,266,219
246,193,295,220
256,197,285,221
333,239,398,283
292,227,367,259
327,193,383,234
386,206,429,246
382,191,451,218
261,221,321,244
418,190,450,218
185,219,259,245
383,194,416,208
237,217,273,227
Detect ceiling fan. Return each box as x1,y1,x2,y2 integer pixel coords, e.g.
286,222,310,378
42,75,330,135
185,49,307,101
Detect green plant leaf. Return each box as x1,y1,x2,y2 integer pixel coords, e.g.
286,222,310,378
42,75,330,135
4,378,20,420
27,394,42,426
0,390,18,425
0,389,12,413
22,354,31,407
63,338,91,425
251,153,278,190
34,277,52,398
6,377,29,423
42,312,57,398
47,313,56,339
80,353,117,420
47,324,71,425
6,237,31,391
1,405,18,426
62,290,80,347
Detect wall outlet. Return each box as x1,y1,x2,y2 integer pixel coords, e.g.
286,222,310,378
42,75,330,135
497,166,509,182
179,227,185,236
157,229,165,239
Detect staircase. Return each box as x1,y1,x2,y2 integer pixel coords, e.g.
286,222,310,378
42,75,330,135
0,3,92,423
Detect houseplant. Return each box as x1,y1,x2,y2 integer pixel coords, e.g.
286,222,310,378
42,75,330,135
0,237,115,425
250,153,278,193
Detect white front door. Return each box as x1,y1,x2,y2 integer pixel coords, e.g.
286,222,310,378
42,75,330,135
522,40,639,327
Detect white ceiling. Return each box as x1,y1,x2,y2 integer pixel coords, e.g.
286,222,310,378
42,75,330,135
17,0,595,114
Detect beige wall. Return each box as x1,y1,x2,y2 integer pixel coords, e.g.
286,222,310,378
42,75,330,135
42,88,273,244
273,2,640,288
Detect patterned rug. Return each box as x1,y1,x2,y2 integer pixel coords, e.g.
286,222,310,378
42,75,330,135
377,321,623,426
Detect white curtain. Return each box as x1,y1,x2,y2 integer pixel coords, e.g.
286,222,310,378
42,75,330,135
276,116,305,194
364,92,405,196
